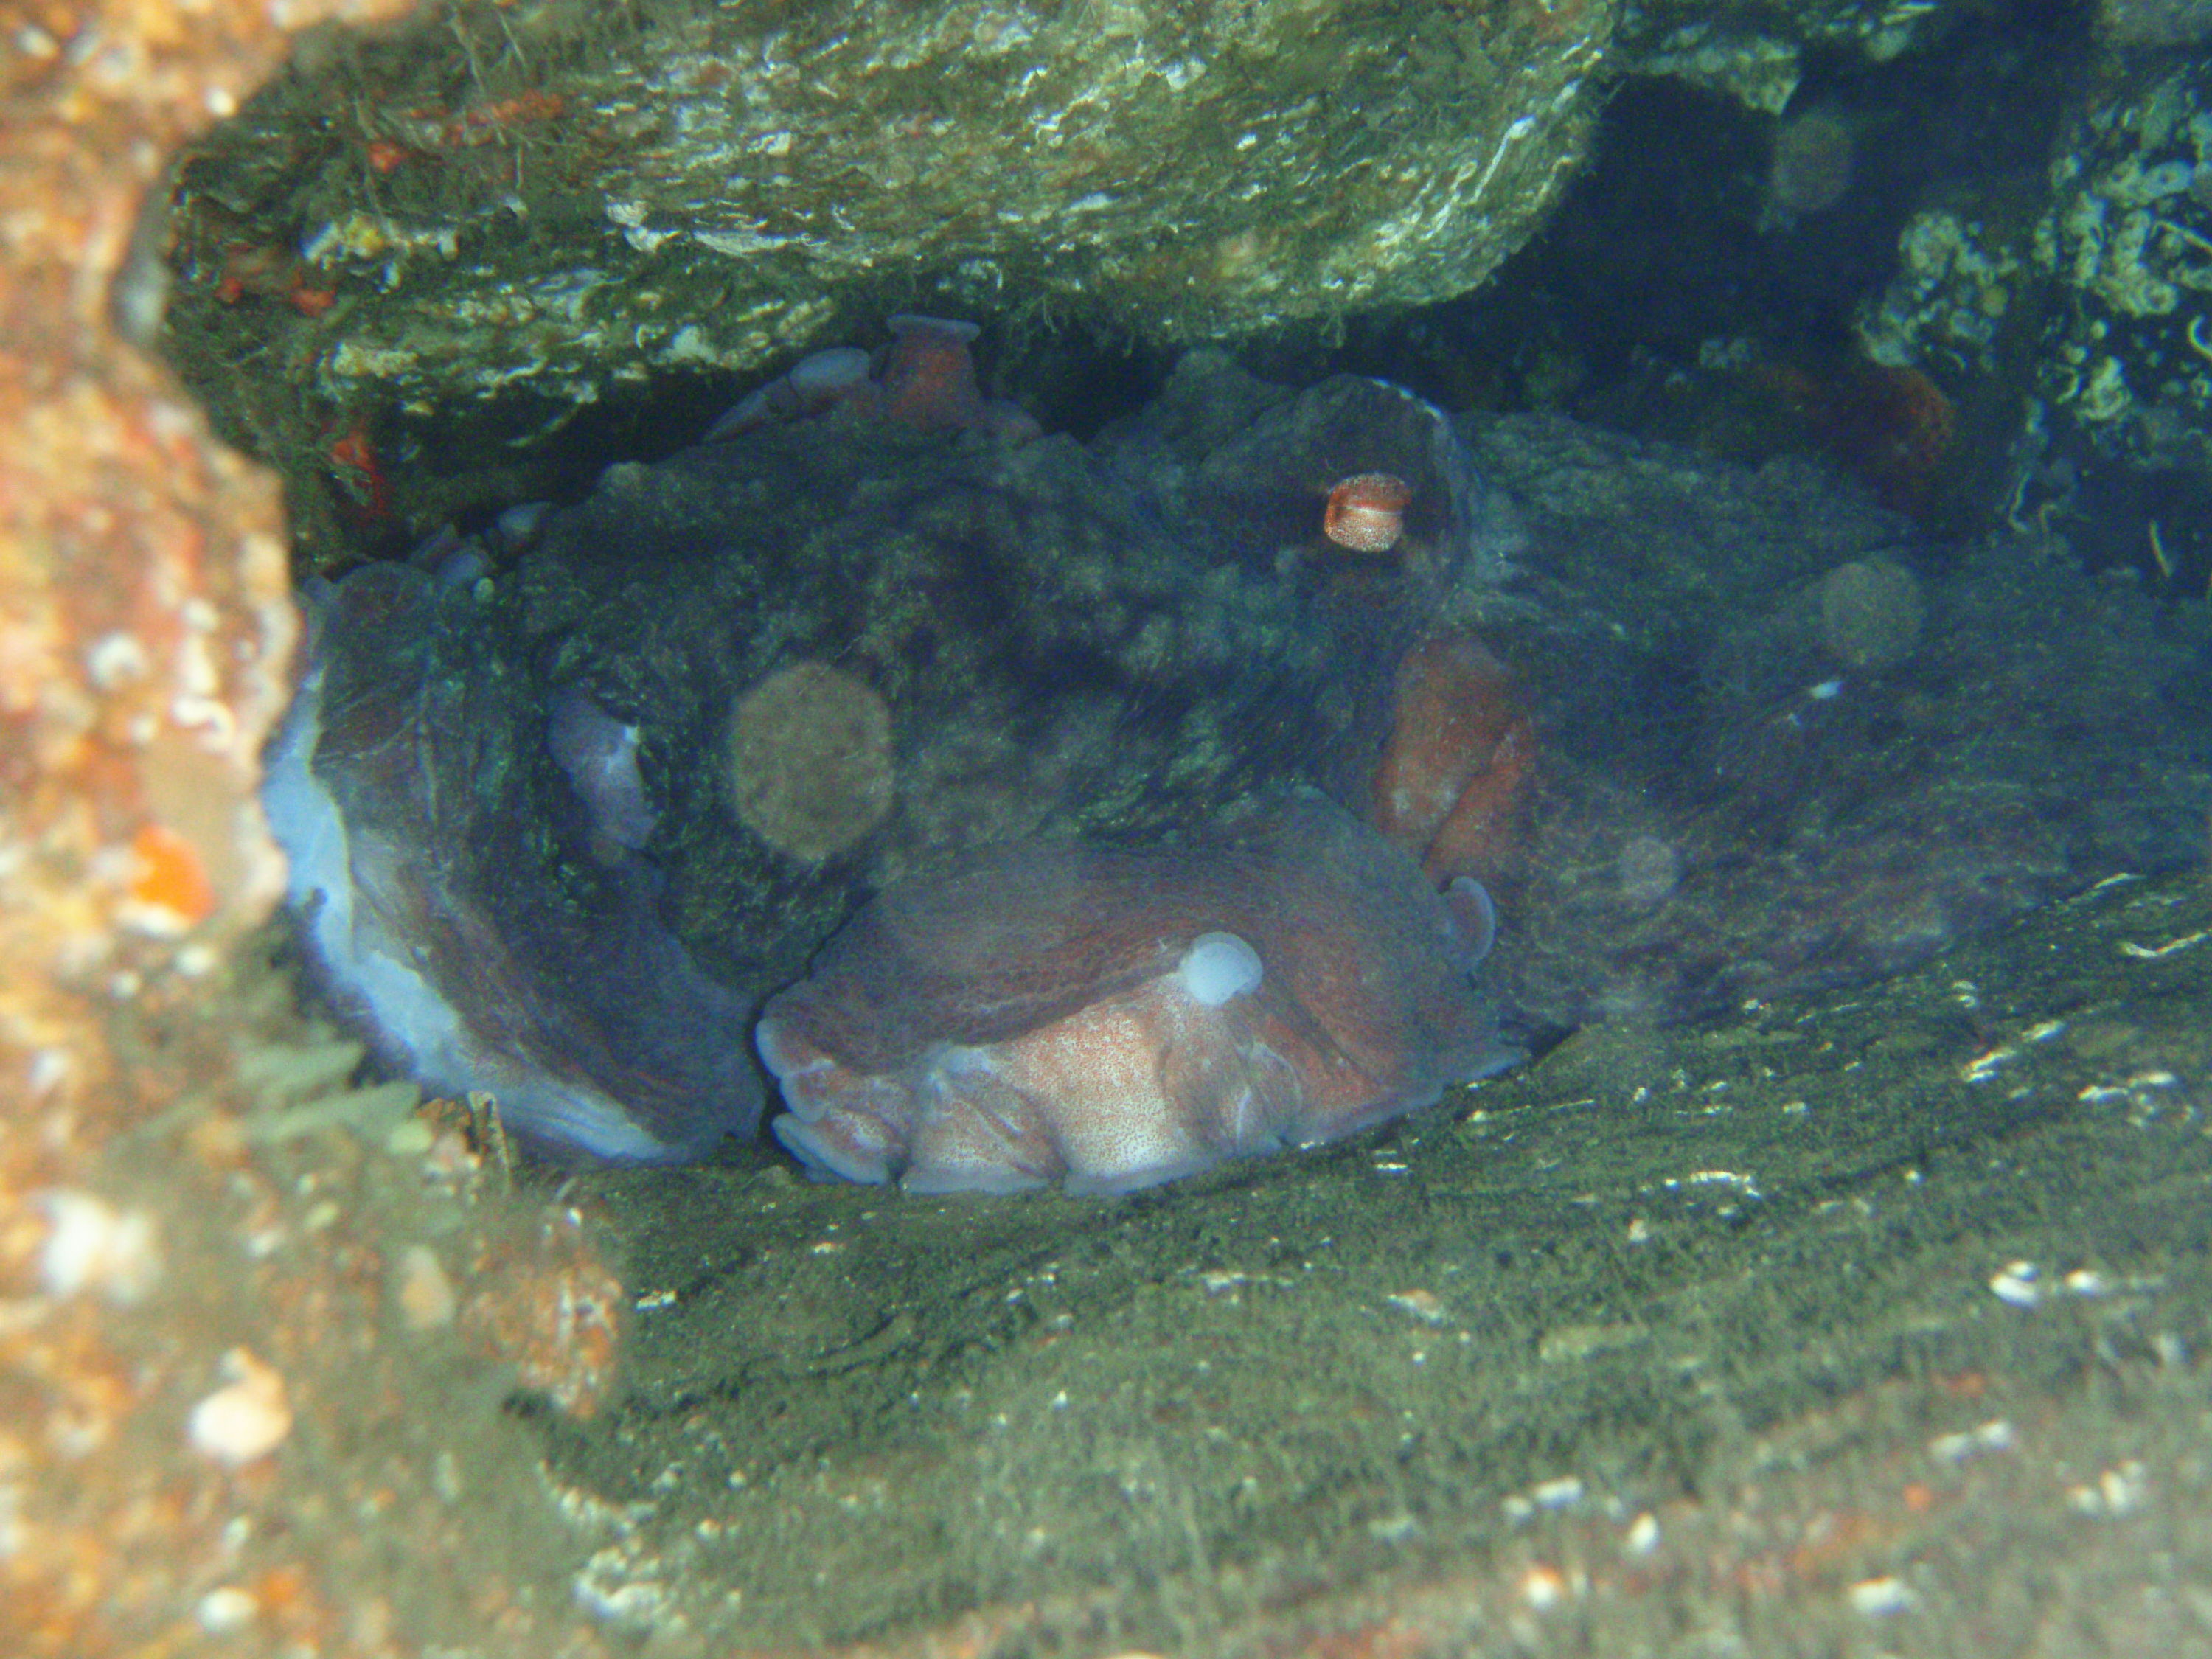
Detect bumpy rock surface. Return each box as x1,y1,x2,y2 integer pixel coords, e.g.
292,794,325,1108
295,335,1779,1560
163,0,1608,552
1623,0,1983,111
1,3,641,1654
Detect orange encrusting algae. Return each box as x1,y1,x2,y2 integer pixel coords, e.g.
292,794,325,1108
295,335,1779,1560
128,821,218,928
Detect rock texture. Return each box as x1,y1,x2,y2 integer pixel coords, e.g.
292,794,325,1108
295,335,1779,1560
0,5,665,1652
161,0,1610,553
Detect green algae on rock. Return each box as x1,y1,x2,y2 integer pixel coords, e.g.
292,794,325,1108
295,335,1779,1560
162,0,1608,539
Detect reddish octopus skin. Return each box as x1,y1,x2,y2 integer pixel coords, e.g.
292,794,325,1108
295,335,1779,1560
1371,629,1535,888
756,799,1517,1194
703,316,1040,443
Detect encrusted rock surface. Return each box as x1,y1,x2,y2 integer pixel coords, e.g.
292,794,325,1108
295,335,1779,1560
0,5,641,1653
161,0,1610,555
1836,27,2212,578
11,2,2212,1656
1622,0,1980,111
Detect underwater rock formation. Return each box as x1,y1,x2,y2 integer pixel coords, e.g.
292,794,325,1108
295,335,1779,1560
758,799,1516,1193
162,0,1609,558
258,327,2212,1174
1450,412,2212,1029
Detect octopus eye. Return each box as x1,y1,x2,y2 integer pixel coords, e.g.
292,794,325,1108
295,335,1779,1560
1322,471,1413,553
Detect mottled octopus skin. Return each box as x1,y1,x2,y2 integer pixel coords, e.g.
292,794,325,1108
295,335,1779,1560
704,315,1039,443
260,562,761,1163
757,799,1518,1193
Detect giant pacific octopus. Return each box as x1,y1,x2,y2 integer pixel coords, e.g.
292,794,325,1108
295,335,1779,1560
758,797,1517,1193
263,321,1515,1178
1369,629,1536,889
263,560,761,1163
262,321,2212,1184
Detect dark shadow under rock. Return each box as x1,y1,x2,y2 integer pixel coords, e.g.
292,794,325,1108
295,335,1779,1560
1452,413,2212,1032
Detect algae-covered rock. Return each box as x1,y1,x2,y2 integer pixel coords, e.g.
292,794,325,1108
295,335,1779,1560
1447,411,2212,1029
2028,52,2212,476
1849,40,2212,571
162,0,1607,523
1624,0,1980,113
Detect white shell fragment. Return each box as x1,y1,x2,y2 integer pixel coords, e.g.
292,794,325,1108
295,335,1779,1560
187,1347,293,1466
35,1188,161,1304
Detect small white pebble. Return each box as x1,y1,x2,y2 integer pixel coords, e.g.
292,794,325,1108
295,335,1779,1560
1624,1511,1660,1556
1848,1575,1914,1615
2118,930,2211,961
1520,1564,1570,1609
1989,1261,2042,1307
383,1117,435,1157
2101,1462,2149,1514
188,1349,292,1465
393,1245,456,1332
1960,1046,2014,1082
1386,1290,1447,1326
36,1189,161,1304
1531,1475,1584,1510
83,630,150,689
197,1585,258,1633
1930,1417,2015,1464
2069,1460,2148,1517
434,1447,465,1504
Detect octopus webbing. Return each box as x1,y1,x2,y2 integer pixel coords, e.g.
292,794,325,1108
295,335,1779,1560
757,799,1517,1193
